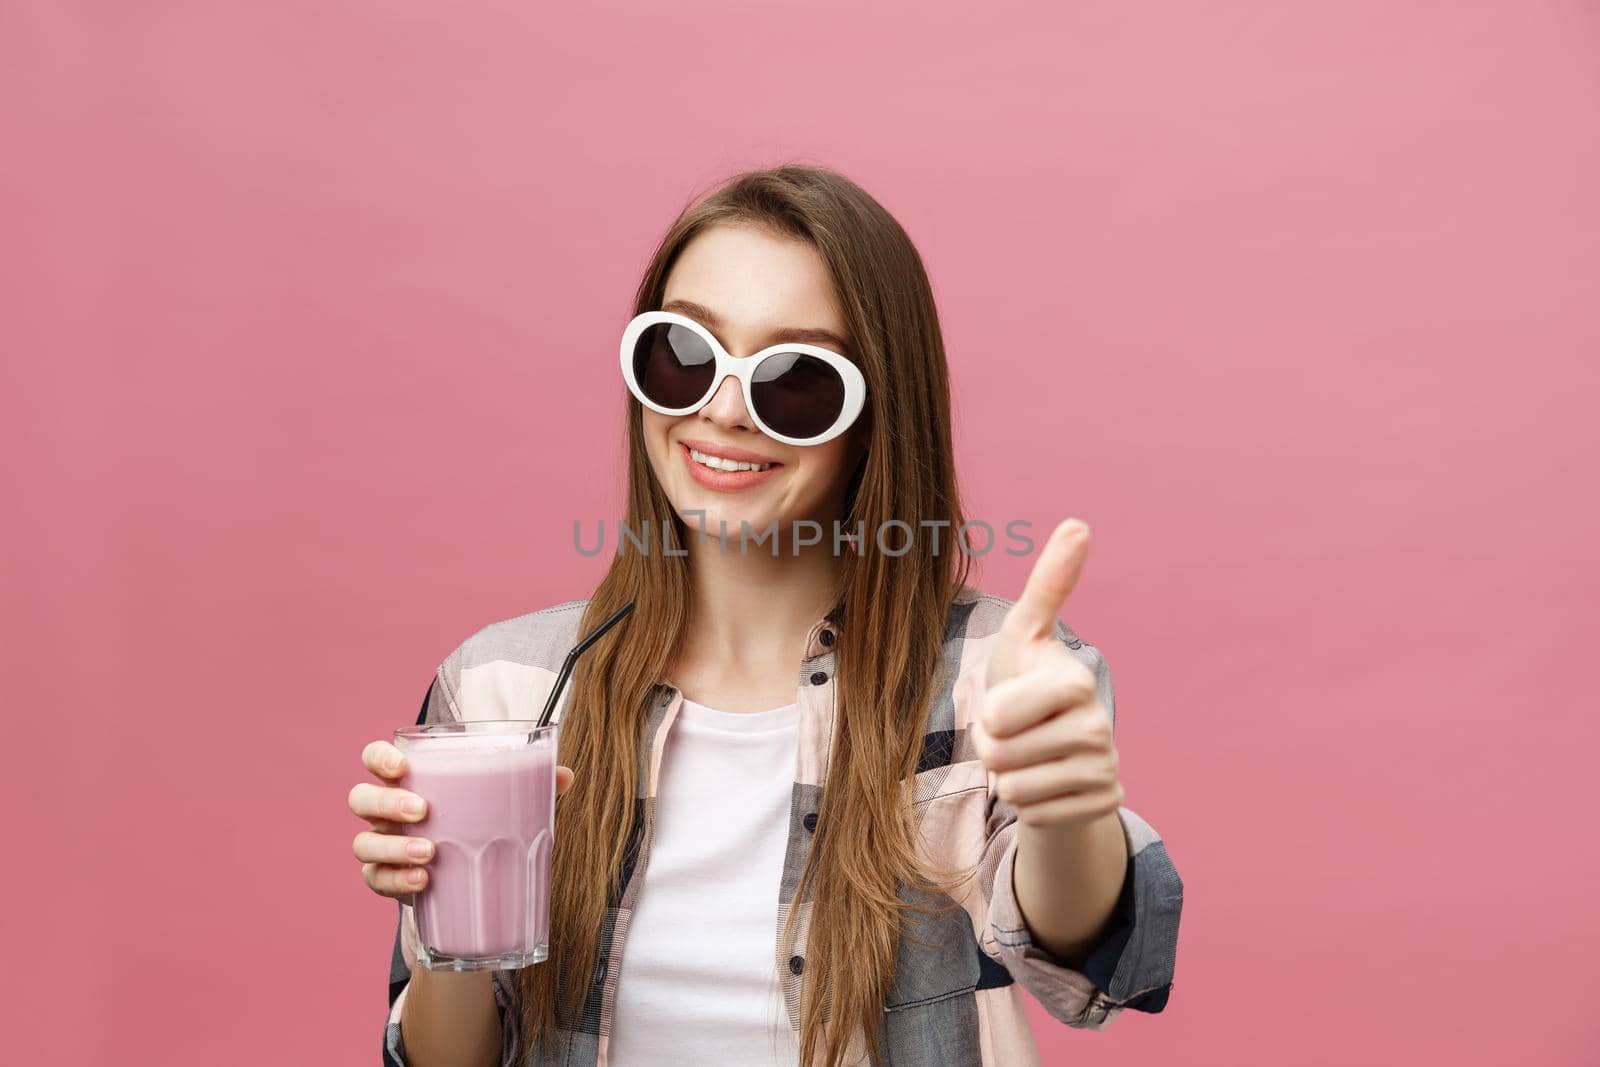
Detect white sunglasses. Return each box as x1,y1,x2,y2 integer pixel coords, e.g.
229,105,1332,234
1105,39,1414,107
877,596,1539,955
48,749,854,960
620,310,867,447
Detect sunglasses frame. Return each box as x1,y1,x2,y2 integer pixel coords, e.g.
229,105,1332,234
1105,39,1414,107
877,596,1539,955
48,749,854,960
620,310,867,447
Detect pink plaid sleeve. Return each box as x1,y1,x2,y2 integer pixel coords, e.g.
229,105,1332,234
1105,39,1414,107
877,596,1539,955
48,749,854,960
971,623,1185,1028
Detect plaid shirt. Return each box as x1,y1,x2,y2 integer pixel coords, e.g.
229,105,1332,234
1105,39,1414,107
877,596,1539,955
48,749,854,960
384,589,1184,1066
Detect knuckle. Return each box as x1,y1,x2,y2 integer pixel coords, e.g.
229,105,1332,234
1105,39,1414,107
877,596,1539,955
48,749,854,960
385,790,409,820
995,773,1018,805
1060,654,1094,685
1058,671,1094,706
378,743,404,777
1047,718,1080,753
1082,714,1113,746
392,790,422,820
376,865,411,897
363,741,405,780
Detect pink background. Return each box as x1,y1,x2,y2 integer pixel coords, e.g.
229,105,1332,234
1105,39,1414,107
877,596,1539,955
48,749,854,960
4,2,1596,1064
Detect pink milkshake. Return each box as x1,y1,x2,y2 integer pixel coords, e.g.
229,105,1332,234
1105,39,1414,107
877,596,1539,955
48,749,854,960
395,721,558,971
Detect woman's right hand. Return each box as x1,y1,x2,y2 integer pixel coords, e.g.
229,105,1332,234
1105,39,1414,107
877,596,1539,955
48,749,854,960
349,740,436,899
349,740,577,901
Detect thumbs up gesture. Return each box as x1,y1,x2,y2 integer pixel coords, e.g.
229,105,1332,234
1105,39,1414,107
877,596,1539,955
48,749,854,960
972,519,1123,829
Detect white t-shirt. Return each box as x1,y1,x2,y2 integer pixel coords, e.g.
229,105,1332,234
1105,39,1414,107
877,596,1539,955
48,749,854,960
606,696,802,1067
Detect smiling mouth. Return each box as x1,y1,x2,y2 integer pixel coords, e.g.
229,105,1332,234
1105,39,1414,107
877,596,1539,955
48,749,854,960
686,446,777,473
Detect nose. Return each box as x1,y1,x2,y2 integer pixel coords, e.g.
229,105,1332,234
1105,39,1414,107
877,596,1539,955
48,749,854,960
696,373,755,433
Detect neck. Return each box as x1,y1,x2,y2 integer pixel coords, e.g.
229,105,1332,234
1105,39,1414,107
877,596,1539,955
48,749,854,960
678,527,842,670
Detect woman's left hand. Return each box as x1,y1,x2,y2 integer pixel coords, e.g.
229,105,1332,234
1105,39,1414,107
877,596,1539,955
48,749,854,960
971,518,1123,828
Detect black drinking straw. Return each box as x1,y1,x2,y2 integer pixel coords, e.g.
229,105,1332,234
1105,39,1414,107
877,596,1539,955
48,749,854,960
534,600,636,729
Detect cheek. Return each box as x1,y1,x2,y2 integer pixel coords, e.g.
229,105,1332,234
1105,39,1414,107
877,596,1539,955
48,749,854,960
639,411,687,489
793,440,854,497
640,410,675,461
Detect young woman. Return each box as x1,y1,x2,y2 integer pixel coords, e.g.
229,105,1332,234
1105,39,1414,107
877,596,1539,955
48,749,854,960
348,165,1184,1067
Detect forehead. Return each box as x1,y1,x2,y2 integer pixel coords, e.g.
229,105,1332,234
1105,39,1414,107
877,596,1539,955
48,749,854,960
663,223,846,335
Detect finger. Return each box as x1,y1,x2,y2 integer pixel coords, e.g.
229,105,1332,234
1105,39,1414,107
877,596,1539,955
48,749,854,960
363,861,430,898
362,740,408,781
556,765,574,796
348,782,428,823
1015,782,1124,828
353,830,435,866
1003,519,1090,643
994,753,1118,807
974,700,1113,773
980,655,1097,739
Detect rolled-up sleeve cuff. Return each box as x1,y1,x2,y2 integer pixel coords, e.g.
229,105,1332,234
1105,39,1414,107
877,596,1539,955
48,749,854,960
384,1017,408,1066
983,806,1183,1030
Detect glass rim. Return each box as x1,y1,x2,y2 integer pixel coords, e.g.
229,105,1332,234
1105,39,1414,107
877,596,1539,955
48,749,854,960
395,720,557,740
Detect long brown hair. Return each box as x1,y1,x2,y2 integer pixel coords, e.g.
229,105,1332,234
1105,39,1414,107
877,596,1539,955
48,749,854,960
519,164,974,1065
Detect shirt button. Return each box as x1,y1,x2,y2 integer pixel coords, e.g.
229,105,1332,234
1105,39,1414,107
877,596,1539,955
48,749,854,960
788,955,805,975
810,671,827,685
819,630,834,647
803,812,818,832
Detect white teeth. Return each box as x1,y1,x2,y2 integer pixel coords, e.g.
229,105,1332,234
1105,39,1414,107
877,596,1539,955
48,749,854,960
689,447,773,473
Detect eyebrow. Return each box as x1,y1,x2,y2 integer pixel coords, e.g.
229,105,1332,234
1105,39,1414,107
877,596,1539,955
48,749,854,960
661,299,855,357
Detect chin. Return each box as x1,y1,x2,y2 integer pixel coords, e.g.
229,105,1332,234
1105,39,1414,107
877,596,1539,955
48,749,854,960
677,499,772,540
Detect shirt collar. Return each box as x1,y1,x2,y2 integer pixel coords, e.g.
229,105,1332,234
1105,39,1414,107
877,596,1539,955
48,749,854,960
656,612,841,697
803,613,842,661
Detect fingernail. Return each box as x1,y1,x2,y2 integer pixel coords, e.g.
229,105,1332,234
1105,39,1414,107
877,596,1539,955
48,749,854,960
408,868,425,886
402,798,425,817
406,840,432,860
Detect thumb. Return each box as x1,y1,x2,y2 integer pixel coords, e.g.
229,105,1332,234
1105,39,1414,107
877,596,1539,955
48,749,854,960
1005,518,1090,643
987,519,1091,689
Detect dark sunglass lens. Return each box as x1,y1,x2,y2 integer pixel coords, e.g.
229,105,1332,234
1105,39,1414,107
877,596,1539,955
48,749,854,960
749,352,846,440
633,323,716,409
